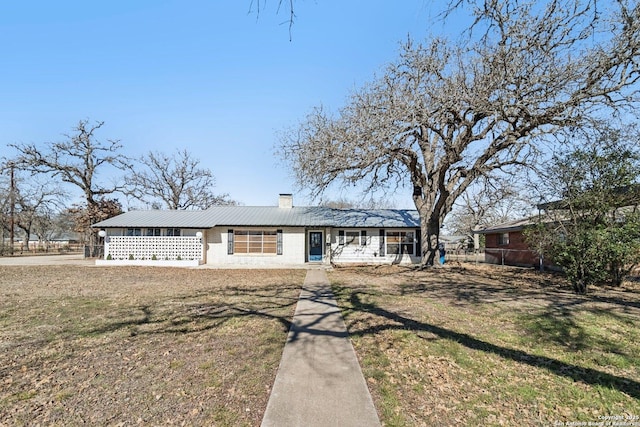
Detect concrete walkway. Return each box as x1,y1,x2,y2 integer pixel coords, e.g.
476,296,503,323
261,269,381,427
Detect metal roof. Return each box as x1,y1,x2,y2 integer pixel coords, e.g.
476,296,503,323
475,217,538,234
92,206,421,229
330,209,420,228
196,206,335,227
91,210,211,228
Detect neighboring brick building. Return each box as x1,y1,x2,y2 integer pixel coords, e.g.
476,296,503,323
477,217,552,269
479,185,640,269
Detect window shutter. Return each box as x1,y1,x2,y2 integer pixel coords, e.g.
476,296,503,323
379,229,385,256
416,229,421,257
277,229,283,255
228,229,234,255
361,230,367,245
338,230,345,245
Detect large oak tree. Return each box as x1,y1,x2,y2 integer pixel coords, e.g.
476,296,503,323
278,0,640,264
9,120,129,242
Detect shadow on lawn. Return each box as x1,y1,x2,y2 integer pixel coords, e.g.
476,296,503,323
85,283,300,338
395,269,640,357
393,267,640,318
285,284,350,343
86,281,352,344
398,274,639,355
335,286,640,400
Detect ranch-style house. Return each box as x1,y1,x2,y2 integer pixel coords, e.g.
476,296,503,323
92,194,422,267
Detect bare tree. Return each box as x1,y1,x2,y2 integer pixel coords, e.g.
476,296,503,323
249,0,295,39
126,149,236,210
8,120,130,241
444,175,531,238
13,178,66,252
0,172,11,255
320,196,393,209
66,198,123,238
278,0,640,265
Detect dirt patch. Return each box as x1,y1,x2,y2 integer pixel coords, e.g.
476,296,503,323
0,266,305,426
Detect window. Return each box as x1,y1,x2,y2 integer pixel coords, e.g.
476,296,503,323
234,230,277,254
166,228,181,236
498,232,509,246
126,228,142,236
339,230,368,246
345,231,360,245
386,231,415,255
146,228,161,236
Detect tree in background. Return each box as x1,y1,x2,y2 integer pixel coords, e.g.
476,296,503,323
0,172,11,255
278,0,640,265
126,149,236,210
13,177,66,252
9,120,130,242
320,196,393,209
65,198,123,240
528,125,640,294
0,162,66,253
444,175,531,241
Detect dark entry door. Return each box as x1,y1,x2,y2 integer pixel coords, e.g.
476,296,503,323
309,231,323,262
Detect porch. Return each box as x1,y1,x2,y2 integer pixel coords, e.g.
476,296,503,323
96,235,205,267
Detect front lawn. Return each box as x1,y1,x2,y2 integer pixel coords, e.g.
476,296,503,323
0,266,304,426
330,264,640,426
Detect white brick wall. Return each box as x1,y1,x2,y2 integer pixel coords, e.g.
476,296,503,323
329,228,420,265
206,227,307,266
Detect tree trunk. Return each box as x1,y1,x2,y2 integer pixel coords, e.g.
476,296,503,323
419,211,440,266
574,279,587,294
608,262,626,287
575,264,588,294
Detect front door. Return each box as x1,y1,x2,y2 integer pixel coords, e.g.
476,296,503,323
308,231,323,262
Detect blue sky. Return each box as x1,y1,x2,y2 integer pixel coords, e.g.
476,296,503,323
1,1,452,209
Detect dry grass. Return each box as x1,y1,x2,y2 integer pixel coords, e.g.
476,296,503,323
0,266,305,426
329,264,640,427
3,262,639,426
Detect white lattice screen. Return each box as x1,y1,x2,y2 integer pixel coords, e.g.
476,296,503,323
105,236,203,261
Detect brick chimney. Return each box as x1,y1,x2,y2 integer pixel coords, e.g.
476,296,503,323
278,193,293,208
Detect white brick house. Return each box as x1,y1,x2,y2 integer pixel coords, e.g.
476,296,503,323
92,194,422,266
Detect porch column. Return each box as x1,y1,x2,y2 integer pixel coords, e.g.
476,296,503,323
325,227,332,264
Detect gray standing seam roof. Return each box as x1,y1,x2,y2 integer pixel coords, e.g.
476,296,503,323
92,206,421,229
475,217,537,234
